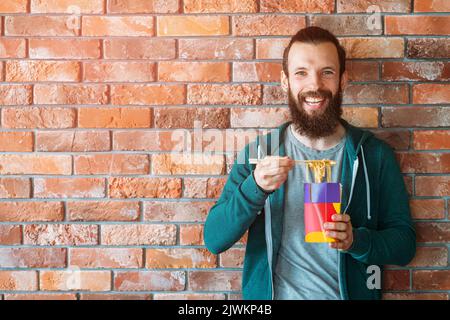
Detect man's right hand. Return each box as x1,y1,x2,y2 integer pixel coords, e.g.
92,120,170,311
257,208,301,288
253,156,295,192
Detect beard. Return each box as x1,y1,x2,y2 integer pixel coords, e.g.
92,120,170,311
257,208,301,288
288,85,343,139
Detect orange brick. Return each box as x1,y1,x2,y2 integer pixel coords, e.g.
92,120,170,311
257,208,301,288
158,62,230,82
40,271,111,291
24,224,98,245
6,60,80,82
0,0,28,13
342,107,379,128
312,15,382,35
386,16,450,35
340,37,404,58
5,16,80,36
256,38,289,59
413,270,450,290
383,293,449,300
382,61,450,81
36,131,110,152
0,248,66,268
154,107,230,128
408,246,448,267
151,154,225,175
31,0,104,13
416,222,450,243
233,15,305,36
113,130,184,151
74,154,149,175
70,248,143,268
104,39,176,59
0,155,71,175
220,248,245,268
108,177,182,198
34,178,105,198
382,107,449,128
413,130,450,150
67,201,140,221
179,38,253,60
414,0,450,12
188,84,261,105
84,62,155,82
347,61,380,82
80,293,151,300
344,84,409,104
230,107,290,128
82,16,154,36
146,248,217,268
184,0,257,12
263,85,287,104
261,0,334,13
0,84,32,105
34,84,108,105
0,178,31,198
111,84,185,105
101,224,176,245
4,293,77,300
114,271,185,291
107,0,179,13
78,107,152,128
144,201,215,222
373,130,410,151
154,293,225,300
2,107,76,129
179,224,204,245
397,152,450,173
0,271,37,291
0,225,22,245
157,16,229,36
233,62,282,82
415,177,450,196
29,38,101,59
188,271,242,291
0,132,33,152
337,0,410,12
413,84,450,104
0,39,26,58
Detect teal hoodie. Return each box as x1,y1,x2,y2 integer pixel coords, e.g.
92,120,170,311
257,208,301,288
204,120,416,300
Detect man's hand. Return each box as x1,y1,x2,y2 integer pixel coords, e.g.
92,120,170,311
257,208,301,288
323,214,354,251
254,156,295,192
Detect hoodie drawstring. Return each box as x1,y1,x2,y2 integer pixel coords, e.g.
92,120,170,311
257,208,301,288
361,146,371,220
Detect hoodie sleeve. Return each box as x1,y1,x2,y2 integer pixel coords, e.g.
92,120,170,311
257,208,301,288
203,143,270,255
344,142,417,266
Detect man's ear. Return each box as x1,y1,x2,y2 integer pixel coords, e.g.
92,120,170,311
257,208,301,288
281,70,289,93
340,70,349,91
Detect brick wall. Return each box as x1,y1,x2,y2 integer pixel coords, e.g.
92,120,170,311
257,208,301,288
0,0,449,300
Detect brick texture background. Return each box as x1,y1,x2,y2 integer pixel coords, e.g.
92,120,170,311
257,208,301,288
0,0,449,300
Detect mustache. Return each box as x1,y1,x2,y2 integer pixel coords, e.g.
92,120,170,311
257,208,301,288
298,89,332,101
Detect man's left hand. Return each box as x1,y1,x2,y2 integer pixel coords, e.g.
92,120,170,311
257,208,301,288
323,214,353,251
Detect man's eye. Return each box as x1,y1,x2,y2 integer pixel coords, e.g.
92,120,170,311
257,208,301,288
323,70,334,75
295,71,307,76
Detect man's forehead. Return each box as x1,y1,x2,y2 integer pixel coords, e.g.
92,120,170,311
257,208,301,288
288,42,340,69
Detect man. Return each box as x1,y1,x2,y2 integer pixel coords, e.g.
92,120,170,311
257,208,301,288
204,27,416,300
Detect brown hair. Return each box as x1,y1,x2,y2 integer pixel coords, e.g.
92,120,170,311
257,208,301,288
282,26,346,77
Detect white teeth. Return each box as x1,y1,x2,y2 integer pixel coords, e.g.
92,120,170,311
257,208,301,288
305,98,324,103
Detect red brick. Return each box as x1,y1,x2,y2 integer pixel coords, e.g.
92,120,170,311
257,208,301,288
397,152,450,173
111,84,185,105
404,176,413,196
159,62,230,82
67,201,140,221
151,154,225,175
407,38,450,58
413,130,450,150
74,154,149,175
108,177,182,198
144,201,215,222
113,130,184,152
108,0,179,13
233,62,281,82
413,270,450,290
383,292,449,300
101,224,176,245
311,15,382,35
24,224,98,245
383,270,410,291
183,177,227,199
29,38,101,59
154,293,225,300
0,271,38,291
256,38,290,60
347,61,380,82
0,248,66,268
40,271,111,291
231,107,290,128
263,85,287,105
104,39,176,59
343,84,408,104
382,107,450,128
4,293,77,300
413,84,450,104
233,15,305,36
261,0,334,13
78,107,152,128
5,16,80,36
414,0,450,12
158,16,229,36
82,16,154,36
180,224,204,246
80,293,151,300
146,248,217,268
188,271,242,291
84,61,155,82
416,222,450,243
184,0,257,12
34,178,105,198
156,108,229,129
35,84,108,105
2,107,76,128
342,107,379,128
0,225,21,245
36,131,110,152
70,248,143,268
0,202,64,222
0,39,26,58
114,271,185,291
410,199,445,219
386,16,450,35
188,84,261,105
340,37,404,58
6,60,80,82
0,84,32,105
31,0,104,13
382,61,450,81
0,0,28,13
179,38,253,60
408,246,448,267
415,176,450,196
0,132,33,152
0,155,71,175
337,0,411,12
220,248,245,268
372,130,410,150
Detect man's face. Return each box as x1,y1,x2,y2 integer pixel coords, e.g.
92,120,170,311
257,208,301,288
281,41,348,138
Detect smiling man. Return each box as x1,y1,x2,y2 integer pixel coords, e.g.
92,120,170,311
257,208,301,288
204,27,416,300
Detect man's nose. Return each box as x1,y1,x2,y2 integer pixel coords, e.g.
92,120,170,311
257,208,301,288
306,73,323,91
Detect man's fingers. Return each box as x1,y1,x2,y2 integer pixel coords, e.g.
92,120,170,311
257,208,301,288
323,222,347,232
332,214,350,223
325,231,348,241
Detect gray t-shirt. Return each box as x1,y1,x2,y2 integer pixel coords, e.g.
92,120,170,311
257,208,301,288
273,124,346,300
